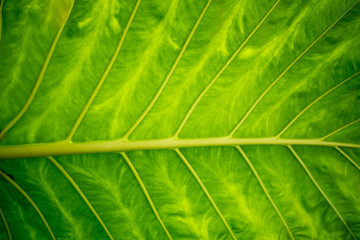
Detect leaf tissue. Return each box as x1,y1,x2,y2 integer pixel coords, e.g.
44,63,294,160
0,0,359,239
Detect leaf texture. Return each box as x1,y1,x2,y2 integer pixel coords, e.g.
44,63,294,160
0,0,360,239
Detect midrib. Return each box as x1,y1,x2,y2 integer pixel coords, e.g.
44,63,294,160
1,137,359,159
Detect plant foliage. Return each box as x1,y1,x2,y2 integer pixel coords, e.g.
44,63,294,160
0,0,360,239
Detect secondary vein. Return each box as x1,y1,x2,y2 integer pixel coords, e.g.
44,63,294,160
228,1,359,137
122,0,212,140
120,152,172,240
335,146,360,171
320,118,360,141
47,156,114,240
0,170,56,240
276,71,360,138
288,145,358,240
174,148,237,240
66,0,141,141
235,146,294,240
173,0,280,138
0,207,11,240
0,0,75,139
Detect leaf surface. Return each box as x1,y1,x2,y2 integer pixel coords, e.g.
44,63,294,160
0,0,360,239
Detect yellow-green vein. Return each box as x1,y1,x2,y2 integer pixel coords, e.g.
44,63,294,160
0,170,56,240
122,0,212,140
276,71,360,138
174,148,237,240
288,145,357,240
1,138,360,159
228,1,359,137
0,0,75,139
173,0,280,137
119,152,172,240
47,156,114,240
0,207,11,240
235,146,295,240
320,118,360,141
334,146,360,171
66,0,142,141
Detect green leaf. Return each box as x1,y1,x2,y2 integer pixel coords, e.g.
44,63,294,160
0,0,359,239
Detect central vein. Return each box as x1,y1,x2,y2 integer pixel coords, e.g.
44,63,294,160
0,137,359,159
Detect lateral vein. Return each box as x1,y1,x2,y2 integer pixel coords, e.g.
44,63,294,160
122,0,212,140
47,156,114,240
0,0,75,139
174,148,237,240
0,170,56,240
173,0,280,137
66,0,141,141
335,146,360,171
228,1,359,137
320,118,360,140
276,71,360,138
120,152,172,240
0,207,12,240
235,146,294,240
288,145,358,240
